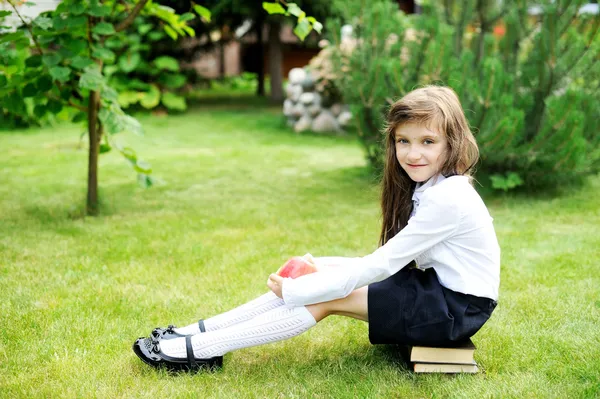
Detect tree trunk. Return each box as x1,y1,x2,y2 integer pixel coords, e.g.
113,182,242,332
268,20,283,103
255,15,265,96
219,40,225,80
86,91,100,216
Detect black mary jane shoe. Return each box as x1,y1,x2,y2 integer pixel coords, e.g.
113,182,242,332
151,319,207,342
132,335,223,373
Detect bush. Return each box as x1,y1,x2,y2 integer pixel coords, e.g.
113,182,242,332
328,0,600,191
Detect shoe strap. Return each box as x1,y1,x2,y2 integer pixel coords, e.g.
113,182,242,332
185,336,198,369
198,319,206,333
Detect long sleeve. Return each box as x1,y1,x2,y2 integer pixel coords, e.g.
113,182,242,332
282,188,462,307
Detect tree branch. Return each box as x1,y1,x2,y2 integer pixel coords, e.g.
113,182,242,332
7,0,43,54
115,0,150,33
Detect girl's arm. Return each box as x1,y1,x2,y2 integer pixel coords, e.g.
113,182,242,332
281,188,462,307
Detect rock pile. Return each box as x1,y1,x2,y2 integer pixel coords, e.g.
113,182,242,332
283,67,352,134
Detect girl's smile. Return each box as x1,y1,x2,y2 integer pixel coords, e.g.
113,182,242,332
395,122,448,182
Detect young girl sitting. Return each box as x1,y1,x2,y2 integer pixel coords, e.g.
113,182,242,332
133,85,500,372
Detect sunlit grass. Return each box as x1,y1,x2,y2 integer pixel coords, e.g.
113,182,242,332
1,107,599,398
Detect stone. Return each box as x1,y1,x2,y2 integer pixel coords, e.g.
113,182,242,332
311,110,340,133
301,74,315,91
289,84,303,102
330,103,343,117
299,92,315,105
283,99,295,117
307,104,321,117
294,113,312,133
338,111,353,127
291,103,306,117
288,68,307,85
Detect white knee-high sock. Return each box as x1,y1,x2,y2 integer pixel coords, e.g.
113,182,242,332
160,306,317,358
174,292,285,335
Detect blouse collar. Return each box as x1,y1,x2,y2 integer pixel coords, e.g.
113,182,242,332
412,174,447,204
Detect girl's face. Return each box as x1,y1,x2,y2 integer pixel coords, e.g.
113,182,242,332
394,122,449,183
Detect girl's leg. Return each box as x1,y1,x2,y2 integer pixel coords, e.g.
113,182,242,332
175,292,284,335
175,265,357,335
306,286,368,322
158,287,369,359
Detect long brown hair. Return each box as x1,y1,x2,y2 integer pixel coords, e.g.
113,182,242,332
379,86,479,246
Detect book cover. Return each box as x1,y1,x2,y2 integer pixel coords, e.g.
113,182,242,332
413,361,479,373
408,338,476,365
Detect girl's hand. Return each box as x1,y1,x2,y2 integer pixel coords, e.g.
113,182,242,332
267,273,284,298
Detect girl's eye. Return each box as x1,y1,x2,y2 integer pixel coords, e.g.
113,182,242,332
424,139,434,145
397,139,408,144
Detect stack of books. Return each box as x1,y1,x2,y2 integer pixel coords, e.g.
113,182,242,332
403,338,479,373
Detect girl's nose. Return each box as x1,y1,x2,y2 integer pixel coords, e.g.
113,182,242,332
407,148,421,162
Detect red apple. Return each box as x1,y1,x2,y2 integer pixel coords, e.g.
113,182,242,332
277,256,318,279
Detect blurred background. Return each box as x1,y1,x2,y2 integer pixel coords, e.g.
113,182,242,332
1,0,598,215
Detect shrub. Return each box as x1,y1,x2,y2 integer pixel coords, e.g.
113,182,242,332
328,0,600,191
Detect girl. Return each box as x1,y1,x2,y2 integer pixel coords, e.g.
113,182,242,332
133,86,500,372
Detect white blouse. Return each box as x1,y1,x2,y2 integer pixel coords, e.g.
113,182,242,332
282,175,501,307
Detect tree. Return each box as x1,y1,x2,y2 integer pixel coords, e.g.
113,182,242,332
0,0,206,215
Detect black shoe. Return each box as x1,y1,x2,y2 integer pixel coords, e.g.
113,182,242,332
151,320,207,342
132,336,223,373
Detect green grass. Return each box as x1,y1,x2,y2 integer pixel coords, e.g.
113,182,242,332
1,106,599,398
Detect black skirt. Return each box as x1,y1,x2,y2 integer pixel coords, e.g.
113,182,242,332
367,266,497,346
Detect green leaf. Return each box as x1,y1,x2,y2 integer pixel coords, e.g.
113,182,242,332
310,19,323,34
134,160,152,174
66,39,88,55
36,76,53,92
92,47,116,62
65,15,87,29
99,143,112,154
153,56,179,71
118,52,141,73
52,15,67,30
79,67,105,91
161,92,186,111
122,114,144,135
137,174,153,188
0,75,7,88
118,90,143,108
179,12,195,22
25,55,43,68
287,3,302,17
71,56,94,70
72,112,87,123
293,18,311,41
93,22,116,36
262,2,286,15
49,66,71,83
148,31,165,41
23,83,38,98
47,99,63,114
0,31,25,44
58,47,74,60
163,25,177,40
88,4,111,17
193,5,211,22
138,23,153,35
101,85,119,103
160,73,186,89
43,53,63,67
33,16,53,30
0,11,11,18
60,88,72,101
71,3,86,15
34,104,47,118
140,85,160,109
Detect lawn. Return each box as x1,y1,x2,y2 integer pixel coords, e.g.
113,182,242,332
1,105,599,398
